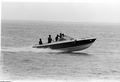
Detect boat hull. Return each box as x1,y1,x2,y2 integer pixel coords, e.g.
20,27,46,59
33,38,96,52
60,42,94,52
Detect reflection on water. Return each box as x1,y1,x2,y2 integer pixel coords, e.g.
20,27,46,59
54,51,91,56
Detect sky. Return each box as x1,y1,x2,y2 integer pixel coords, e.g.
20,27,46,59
1,1,120,23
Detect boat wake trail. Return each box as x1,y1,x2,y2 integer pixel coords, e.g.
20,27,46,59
1,46,60,53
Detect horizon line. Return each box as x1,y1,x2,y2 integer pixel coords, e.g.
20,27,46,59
2,19,120,24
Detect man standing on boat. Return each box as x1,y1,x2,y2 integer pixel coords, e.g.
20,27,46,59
55,34,59,41
48,35,53,43
39,38,43,45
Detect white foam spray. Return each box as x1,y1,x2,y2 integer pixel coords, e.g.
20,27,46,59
1,45,61,53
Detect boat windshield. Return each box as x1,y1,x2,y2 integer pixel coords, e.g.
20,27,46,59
58,35,74,41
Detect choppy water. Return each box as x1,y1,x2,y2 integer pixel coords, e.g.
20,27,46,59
1,20,120,81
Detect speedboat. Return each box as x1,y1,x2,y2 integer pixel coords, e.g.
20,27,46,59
32,35,96,52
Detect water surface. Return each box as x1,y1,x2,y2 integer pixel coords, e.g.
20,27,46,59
1,20,120,81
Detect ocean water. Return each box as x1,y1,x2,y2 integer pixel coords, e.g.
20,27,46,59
1,20,120,81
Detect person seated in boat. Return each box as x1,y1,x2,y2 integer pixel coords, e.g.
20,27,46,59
60,33,65,38
39,38,43,45
48,35,53,43
62,33,65,37
59,33,66,41
55,34,59,41
59,33,62,38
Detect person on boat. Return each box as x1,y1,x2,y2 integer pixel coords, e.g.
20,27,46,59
60,33,65,38
59,33,62,38
59,33,66,41
48,35,53,43
62,33,65,37
55,34,59,41
39,38,43,45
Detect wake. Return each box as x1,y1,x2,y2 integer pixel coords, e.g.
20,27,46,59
1,46,60,53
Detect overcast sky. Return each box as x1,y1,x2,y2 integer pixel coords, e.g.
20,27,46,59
2,1,120,23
